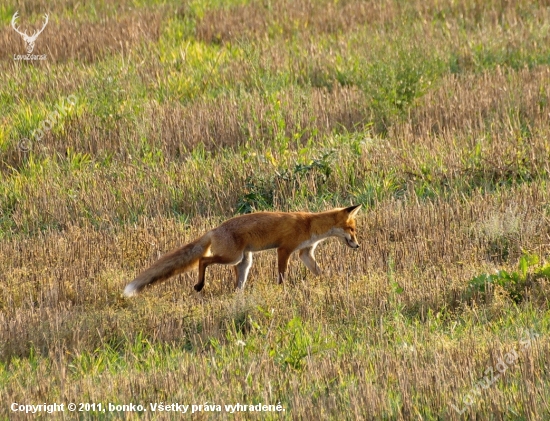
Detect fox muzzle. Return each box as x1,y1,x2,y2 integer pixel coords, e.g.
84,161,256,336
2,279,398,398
344,237,359,249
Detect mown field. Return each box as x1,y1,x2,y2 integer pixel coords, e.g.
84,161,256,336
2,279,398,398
1,0,550,419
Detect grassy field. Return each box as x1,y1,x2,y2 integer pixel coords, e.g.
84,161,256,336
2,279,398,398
1,0,550,419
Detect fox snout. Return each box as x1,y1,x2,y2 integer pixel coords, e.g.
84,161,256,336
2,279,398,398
345,237,360,249
342,234,359,249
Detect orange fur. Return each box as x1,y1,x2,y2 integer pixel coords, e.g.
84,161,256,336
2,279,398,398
123,205,361,296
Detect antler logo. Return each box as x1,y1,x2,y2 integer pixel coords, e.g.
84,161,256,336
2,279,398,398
11,11,49,54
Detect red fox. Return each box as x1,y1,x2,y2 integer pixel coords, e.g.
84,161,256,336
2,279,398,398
123,205,361,296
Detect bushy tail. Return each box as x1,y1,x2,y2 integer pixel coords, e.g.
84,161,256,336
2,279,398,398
123,234,211,297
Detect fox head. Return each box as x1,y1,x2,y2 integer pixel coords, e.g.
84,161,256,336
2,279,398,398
335,204,361,249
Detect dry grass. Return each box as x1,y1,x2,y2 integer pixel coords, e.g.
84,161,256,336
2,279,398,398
0,9,162,63
2,0,550,419
195,0,396,43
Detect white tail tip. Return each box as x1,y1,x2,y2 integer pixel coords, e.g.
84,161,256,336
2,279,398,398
123,282,139,297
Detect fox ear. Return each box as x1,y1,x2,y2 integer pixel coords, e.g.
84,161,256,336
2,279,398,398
344,204,362,218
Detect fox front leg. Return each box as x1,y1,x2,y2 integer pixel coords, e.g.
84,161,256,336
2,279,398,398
277,248,291,284
298,246,322,276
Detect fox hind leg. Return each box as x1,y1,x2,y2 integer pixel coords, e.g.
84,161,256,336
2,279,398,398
233,252,253,290
195,254,240,292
